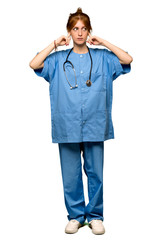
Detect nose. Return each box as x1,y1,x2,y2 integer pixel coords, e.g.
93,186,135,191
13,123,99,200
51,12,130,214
78,30,82,36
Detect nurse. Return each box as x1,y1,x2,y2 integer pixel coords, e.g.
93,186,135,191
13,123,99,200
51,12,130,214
29,7,133,235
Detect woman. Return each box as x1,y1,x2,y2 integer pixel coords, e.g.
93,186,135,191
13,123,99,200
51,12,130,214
29,7,133,235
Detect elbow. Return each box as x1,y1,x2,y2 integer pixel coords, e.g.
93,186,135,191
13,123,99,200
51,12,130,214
129,56,133,63
29,61,34,69
123,56,133,65
120,53,133,65
125,52,133,64
29,61,37,69
127,53,133,64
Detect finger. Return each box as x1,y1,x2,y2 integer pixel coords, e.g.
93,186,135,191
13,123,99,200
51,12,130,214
87,36,92,42
88,37,93,44
65,36,68,45
88,32,92,38
65,37,70,45
66,33,71,44
87,40,93,45
67,32,71,38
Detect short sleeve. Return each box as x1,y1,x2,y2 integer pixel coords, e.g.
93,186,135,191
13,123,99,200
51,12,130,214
103,48,131,81
33,51,56,83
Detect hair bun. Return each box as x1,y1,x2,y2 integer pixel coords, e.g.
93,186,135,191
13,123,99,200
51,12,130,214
76,7,82,13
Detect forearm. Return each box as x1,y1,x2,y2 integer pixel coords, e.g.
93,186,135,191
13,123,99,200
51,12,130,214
29,41,56,69
101,39,133,64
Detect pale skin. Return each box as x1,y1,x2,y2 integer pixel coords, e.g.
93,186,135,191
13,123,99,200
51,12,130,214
29,20,133,69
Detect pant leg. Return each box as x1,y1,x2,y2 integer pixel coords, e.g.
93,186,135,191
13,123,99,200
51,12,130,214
58,142,86,224
82,141,104,223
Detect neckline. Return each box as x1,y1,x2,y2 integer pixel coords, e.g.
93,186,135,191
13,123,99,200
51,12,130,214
72,47,89,55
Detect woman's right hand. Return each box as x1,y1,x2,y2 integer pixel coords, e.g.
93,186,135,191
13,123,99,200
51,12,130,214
56,33,71,47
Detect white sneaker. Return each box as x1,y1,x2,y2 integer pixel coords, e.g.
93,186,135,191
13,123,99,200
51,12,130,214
65,219,82,234
89,219,105,235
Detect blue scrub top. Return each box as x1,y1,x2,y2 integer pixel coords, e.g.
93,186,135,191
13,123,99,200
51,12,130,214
33,47,131,143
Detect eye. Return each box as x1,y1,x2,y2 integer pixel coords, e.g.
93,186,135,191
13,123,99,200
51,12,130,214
82,27,87,31
73,27,78,31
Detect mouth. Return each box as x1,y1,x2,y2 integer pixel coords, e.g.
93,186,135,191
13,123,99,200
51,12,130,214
77,38,83,40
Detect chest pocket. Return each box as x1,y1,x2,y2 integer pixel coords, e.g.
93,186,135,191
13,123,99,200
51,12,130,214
90,72,107,92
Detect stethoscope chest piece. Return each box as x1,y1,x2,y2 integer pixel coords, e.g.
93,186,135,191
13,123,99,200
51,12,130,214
86,79,92,87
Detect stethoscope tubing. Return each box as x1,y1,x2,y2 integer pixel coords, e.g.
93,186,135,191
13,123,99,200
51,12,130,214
63,46,93,89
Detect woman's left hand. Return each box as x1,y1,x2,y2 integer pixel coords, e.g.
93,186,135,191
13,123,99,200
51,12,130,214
86,33,103,45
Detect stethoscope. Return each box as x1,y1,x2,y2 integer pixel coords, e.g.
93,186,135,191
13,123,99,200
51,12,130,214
63,46,93,90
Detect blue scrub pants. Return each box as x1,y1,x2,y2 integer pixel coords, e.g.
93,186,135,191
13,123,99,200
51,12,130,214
58,141,104,224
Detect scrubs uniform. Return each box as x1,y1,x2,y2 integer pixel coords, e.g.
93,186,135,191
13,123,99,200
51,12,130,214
33,47,131,223
58,141,104,224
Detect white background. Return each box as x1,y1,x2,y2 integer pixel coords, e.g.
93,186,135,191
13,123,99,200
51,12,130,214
0,0,160,239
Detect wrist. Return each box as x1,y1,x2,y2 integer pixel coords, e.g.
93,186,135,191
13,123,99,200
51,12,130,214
54,40,58,51
101,39,112,49
55,40,59,47
100,38,105,46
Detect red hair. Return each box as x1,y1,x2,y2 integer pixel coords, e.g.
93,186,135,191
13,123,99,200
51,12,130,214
66,7,92,33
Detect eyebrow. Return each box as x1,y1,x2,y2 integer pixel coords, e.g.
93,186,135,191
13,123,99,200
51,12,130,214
73,26,86,28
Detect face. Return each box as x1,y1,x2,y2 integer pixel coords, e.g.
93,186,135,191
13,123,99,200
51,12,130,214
69,20,89,45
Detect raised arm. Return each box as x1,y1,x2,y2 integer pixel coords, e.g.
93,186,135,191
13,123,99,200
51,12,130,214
29,34,71,70
87,33,133,64
29,41,56,70
101,39,133,64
